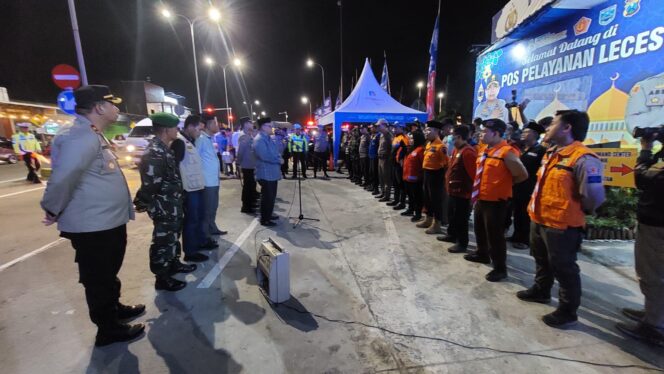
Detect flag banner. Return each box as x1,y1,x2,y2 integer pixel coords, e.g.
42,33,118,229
381,53,391,94
323,95,332,114
426,15,440,120
335,92,342,109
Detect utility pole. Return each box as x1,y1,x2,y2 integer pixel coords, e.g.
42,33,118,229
67,0,88,85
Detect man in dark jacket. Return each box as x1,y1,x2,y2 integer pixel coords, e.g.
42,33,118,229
376,119,393,202
509,121,546,249
616,131,664,347
368,125,381,194
439,125,476,253
359,125,371,188
237,117,258,213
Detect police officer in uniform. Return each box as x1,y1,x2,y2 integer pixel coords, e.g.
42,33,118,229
237,117,259,212
509,121,546,249
41,85,144,347
368,124,381,194
289,123,308,179
12,122,42,183
134,113,190,292
517,110,605,328
625,72,664,134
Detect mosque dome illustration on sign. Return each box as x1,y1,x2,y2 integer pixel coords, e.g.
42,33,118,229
535,85,569,121
585,73,635,146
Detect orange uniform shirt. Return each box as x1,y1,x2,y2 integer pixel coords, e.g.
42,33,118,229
422,138,448,170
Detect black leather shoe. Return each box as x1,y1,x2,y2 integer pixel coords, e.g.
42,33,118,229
485,270,508,282
436,235,456,243
616,322,664,347
184,253,209,262
171,260,197,273
241,208,256,215
212,230,228,236
448,245,467,253
542,310,578,329
155,276,186,292
400,210,414,216
512,242,529,250
117,304,146,321
516,286,551,304
386,200,399,206
622,308,646,322
260,220,277,227
270,215,279,220
393,204,406,210
464,253,491,264
95,323,145,347
199,240,218,249
372,191,381,196
410,214,422,222
379,197,390,202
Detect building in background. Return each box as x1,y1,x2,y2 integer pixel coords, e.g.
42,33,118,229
120,80,190,118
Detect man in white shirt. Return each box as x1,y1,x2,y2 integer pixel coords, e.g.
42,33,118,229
197,115,227,243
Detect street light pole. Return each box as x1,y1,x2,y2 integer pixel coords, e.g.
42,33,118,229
417,81,424,99
307,59,326,107
161,7,221,114
189,21,202,114
222,64,230,125
67,0,88,85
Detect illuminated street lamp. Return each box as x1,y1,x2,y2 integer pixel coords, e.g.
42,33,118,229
204,56,214,66
301,96,312,119
222,57,242,126
437,92,445,113
160,5,221,113
306,58,326,107
416,81,424,99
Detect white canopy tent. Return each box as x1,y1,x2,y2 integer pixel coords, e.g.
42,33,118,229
318,58,428,162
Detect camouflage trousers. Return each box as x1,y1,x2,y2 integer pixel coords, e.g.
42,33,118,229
149,220,182,276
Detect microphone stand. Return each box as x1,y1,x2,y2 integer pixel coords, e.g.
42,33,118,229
289,156,319,228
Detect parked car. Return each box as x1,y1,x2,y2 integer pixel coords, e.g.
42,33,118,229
0,136,13,149
124,118,154,167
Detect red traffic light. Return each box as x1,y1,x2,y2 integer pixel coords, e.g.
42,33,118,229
205,107,214,114
228,114,234,120
306,120,314,126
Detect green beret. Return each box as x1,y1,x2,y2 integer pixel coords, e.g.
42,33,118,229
149,112,179,128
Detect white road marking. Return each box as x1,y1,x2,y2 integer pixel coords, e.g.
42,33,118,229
0,177,26,184
0,186,45,199
0,238,67,272
197,219,259,288
382,206,401,246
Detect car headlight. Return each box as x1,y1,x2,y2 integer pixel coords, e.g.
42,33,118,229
126,145,135,152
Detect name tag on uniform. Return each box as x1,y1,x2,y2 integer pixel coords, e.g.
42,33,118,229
527,152,539,157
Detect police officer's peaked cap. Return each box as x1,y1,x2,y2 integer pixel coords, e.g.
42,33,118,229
481,118,507,133
425,120,443,129
292,123,302,129
74,85,122,108
393,121,406,128
150,112,180,128
17,122,31,128
523,121,545,135
257,117,272,126
239,116,252,125
376,118,388,126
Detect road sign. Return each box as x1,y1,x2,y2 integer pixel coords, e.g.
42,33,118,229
57,89,77,115
51,64,81,89
594,148,637,188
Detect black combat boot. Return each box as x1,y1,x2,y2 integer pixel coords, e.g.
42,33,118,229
155,276,186,292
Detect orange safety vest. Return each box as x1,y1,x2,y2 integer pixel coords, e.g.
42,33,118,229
477,140,515,201
528,141,598,230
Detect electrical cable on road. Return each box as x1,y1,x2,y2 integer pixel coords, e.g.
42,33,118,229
292,179,664,373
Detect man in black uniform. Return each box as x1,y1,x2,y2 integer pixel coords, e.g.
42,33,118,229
509,121,546,249
359,125,371,188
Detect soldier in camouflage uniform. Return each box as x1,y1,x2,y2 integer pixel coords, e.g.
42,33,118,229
134,113,193,292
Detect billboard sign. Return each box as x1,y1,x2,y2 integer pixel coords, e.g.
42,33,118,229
475,0,664,147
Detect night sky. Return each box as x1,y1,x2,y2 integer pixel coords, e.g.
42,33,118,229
1,0,508,123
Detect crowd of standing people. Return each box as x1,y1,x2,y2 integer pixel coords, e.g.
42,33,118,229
37,84,663,348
